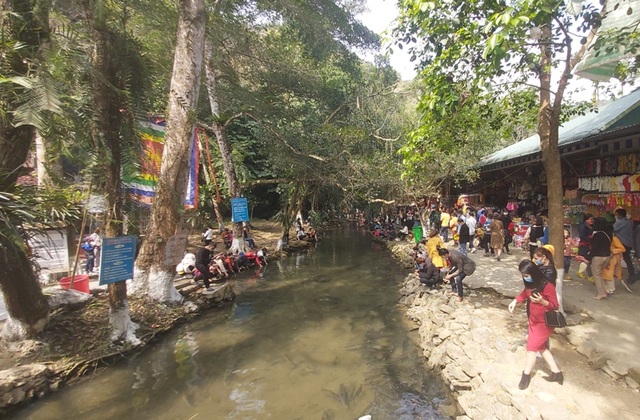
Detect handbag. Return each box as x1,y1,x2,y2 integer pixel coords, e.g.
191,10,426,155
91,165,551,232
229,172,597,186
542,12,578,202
544,311,567,328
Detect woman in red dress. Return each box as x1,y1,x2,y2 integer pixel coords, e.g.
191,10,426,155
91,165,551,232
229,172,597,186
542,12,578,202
508,260,563,389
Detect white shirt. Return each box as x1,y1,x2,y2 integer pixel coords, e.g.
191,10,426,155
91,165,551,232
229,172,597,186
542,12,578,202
465,217,477,233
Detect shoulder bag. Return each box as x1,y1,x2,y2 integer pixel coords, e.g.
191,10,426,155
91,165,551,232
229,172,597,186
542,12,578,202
544,311,567,328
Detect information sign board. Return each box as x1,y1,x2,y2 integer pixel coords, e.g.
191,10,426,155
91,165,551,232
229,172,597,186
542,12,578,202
99,236,136,285
231,197,250,222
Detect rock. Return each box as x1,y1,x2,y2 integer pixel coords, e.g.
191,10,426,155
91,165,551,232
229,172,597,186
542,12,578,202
439,304,454,314
606,359,629,376
438,328,452,340
602,365,622,380
183,301,199,313
564,313,582,326
47,288,93,310
628,367,640,384
625,376,639,389
535,391,555,403
588,353,608,369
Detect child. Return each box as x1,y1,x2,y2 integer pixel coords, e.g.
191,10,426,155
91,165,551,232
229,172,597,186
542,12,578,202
563,229,572,280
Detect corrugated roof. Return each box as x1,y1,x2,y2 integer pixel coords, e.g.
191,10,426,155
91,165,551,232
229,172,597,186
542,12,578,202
478,88,640,167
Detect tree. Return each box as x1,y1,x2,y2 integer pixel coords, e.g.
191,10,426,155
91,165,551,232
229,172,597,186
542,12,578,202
396,0,606,277
133,0,206,302
0,0,53,340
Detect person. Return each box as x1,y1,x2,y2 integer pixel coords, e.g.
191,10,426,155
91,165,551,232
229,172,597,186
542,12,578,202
202,226,215,245
524,216,545,259
87,228,102,267
429,207,441,232
457,217,470,256
586,217,612,300
426,228,447,269
563,229,573,280
257,248,268,267
576,213,595,280
221,228,233,248
602,232,629,293
195,243,216,291
508,260,563,390
81,240,95,274
417,256,441,289
613,208,636,284
533,246,557,285
438,247,473,302
243,226,256,248
440,208,451,242
176,252,196,276
466,211,477,253
399,225,409,240
490,212,505,261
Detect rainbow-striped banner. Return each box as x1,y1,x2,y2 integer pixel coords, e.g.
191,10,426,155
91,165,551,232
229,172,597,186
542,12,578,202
125,117,198,209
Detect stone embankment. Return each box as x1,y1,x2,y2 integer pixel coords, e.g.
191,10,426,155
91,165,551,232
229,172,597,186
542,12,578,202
388,240,640,419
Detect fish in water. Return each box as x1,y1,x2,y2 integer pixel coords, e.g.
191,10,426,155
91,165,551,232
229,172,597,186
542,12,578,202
314,295,341,305
322,383,363,408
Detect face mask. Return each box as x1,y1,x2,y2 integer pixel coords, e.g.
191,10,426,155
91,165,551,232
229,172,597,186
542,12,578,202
534,258,543,265
523,276,533,283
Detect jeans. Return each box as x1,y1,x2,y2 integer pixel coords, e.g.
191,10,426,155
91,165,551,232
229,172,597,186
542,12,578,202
450,272,467,298
622,244,635,279
564,256,572,274
440,227,449,242
459,241,468,256
85,253,95,273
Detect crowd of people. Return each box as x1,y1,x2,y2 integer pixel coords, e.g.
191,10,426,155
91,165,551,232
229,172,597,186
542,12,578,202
175,226,268,293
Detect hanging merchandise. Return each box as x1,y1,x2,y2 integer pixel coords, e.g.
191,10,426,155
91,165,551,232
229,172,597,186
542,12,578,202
578,173,640,192
579,192,640,221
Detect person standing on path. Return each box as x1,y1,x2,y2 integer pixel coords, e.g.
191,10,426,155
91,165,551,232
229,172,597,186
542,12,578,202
577,213,595,280
440,208,451,242
524,216,545,260
613,208,636,285
508,260,563,390
490,213,505,261
195,243,216,292
457,218,470,256
587,217,613,300
465,210,477,252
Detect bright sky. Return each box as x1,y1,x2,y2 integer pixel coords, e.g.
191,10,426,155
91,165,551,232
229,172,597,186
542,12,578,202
357,0,417,80
357,1,635,102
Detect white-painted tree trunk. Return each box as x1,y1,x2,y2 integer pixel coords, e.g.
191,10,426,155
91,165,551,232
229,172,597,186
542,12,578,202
109,301,141,345
1,315,48,342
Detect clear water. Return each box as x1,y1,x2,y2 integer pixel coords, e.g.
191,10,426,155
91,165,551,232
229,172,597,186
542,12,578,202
12,228,451,419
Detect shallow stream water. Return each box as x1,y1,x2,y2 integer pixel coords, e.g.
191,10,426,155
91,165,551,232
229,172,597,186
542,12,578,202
13,228,452,419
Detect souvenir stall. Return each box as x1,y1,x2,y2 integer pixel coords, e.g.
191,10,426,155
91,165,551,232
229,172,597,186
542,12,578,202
565,152,640,223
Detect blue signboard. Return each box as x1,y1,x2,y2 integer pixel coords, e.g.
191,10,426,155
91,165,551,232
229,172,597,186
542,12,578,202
99,236,137,285
231,197,250,222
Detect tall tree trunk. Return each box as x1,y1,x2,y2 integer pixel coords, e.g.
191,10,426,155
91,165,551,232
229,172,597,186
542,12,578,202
204,40,246,252
80,0,139,343
539,21,566,312
0,0,51,341
133,0,206,301
35,131,61,187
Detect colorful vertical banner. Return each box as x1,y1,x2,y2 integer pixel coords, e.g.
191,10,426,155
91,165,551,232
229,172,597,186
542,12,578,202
124,116,199,210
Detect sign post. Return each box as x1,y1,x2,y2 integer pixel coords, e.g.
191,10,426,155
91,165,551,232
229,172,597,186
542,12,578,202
231,197,250,223
99,236,137,286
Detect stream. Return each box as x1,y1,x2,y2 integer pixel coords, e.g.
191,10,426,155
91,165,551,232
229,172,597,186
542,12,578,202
12,227,452,419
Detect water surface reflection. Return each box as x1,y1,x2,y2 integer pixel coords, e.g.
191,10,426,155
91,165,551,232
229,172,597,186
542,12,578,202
13,229,451,419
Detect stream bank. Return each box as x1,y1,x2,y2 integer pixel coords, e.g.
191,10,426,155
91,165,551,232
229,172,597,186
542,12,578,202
0,220,315,413
387,239,640,419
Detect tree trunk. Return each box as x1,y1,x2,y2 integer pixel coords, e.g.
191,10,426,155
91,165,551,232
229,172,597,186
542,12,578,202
0,0,51,341
80,0,140,343
198,136,225,231
35,131,62,187
204,40,246,252
538,22,565,311
133,0,206,301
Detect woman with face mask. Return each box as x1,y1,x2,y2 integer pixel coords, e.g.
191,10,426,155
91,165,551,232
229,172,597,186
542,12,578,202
533,246,557,285
508,260,563,390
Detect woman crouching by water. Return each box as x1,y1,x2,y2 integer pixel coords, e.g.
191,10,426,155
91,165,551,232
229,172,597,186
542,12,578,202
508,260,563,389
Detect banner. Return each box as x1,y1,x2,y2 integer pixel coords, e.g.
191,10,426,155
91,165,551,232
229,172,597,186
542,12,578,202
124,117,198,210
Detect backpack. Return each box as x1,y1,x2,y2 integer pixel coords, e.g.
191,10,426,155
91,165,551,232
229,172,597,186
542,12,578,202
81,242,94,253
462,255,476,275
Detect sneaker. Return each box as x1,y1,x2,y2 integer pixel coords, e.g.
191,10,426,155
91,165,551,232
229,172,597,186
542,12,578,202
576,271,586,279
587,276,595,283
471,248,477,253
563,275,571,280
621,280,633,293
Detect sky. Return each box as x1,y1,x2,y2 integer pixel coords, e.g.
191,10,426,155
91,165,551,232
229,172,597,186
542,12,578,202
356,1,634,102
357,0,417,80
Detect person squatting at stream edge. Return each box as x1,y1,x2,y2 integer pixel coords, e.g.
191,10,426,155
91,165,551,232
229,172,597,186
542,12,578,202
508,260,563,390
438,246,476,302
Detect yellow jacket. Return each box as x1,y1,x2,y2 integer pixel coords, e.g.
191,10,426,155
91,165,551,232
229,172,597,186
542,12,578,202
601,236,626,281
427,236,446,268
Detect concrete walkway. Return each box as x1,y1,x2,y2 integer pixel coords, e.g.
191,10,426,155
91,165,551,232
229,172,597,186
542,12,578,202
464,245,640,381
